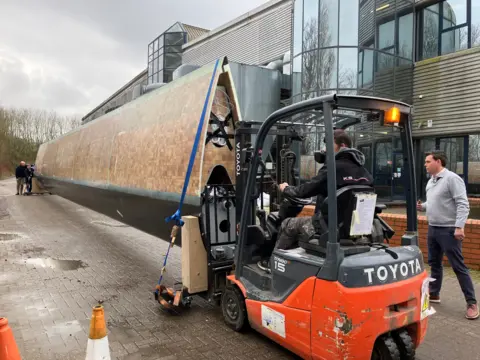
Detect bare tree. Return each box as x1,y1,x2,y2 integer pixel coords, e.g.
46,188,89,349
0,106,81,178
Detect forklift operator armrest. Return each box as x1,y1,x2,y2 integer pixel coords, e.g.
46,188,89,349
375,204,387,214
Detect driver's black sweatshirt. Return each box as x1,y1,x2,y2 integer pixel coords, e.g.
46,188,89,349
283,147,374,216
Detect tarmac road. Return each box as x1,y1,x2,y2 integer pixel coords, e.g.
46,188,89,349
0,177,479,359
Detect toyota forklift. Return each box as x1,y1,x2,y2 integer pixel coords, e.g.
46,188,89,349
158,94,435,360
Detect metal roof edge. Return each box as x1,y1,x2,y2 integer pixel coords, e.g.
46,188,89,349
182,0,290,50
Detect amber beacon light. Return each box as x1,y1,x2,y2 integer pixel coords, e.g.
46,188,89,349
383,106,401,124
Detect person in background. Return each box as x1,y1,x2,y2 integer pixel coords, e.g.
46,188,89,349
417,150,478,320
24,164,33,194
15,161,26,195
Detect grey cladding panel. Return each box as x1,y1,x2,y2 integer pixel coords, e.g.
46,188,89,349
183,2,292,67
413,48,480,137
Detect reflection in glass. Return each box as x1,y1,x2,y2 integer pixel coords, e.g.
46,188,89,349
165,33,184,46
398,13,413,59
303,0,318,51
422,4,439,60
338,48,358,89
473,3,480,47
358,48,373,88
165,52,182,69
442,26,468,55
318,48,337,89
293,0,303,55
339,0,358,45
302,50,319,92
292,55,302,96
319,0,338,47
375,52,395,99
359,0,374,47
443,0,467,29
378,21,395,50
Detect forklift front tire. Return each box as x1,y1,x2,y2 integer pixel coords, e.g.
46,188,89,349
392,329,415,360
371,334,401,360
221,285,248,332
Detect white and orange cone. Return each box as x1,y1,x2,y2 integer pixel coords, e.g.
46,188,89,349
85,305,111,360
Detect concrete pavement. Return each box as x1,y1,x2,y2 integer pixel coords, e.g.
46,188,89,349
0,177,479,360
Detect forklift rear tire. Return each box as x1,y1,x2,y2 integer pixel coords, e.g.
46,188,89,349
392,329,415,360
221,285,248,332
371,335,401,360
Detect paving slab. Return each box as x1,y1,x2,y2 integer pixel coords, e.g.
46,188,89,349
0,177,479,360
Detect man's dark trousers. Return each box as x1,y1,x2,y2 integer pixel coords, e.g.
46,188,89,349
428,225,477,305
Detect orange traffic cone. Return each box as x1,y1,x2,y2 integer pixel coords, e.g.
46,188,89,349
0,317,21,360
85,305,111,360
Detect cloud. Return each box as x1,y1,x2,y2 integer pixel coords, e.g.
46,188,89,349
0,0,270,116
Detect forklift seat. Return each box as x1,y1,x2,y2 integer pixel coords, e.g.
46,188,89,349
299,185,384,257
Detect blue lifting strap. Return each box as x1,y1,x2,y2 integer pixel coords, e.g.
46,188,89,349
156,59,220,294
165,58,220,227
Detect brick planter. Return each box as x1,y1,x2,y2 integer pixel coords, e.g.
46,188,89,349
298,206,480,270
379,213,480,270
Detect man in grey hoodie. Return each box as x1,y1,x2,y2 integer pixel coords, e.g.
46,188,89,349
417,150,478,320
258,130,374,271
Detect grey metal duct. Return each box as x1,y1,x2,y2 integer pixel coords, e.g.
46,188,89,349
173,64,201,80
143,83,166,94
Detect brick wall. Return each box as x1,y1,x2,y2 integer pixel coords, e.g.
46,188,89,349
298,206,480,270
379,214,480,271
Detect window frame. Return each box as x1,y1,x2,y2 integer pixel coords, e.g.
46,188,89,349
417,0,472,61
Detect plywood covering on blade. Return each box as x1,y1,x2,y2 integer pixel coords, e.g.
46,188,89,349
35,57,241,203
199,67,241,187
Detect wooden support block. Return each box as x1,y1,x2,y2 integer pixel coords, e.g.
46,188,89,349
181,215,208,294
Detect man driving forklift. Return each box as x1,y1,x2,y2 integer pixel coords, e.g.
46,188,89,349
258,129,374,272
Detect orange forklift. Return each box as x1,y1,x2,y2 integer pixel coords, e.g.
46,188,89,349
158,94,435,359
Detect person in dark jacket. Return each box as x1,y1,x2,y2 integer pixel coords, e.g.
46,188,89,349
24,164,33,194
258,130,374,271
15,161,26,195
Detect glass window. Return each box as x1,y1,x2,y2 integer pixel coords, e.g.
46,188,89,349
358,47,374,87
318,48,337,89
165,52,182,69
473,2,480,47
422,4,440,60
378,20,395,50
303,0,318,52
398,13,413,60
158,54,164,70
292,55,302,96
338,48,358,88
439,137,464,175
165,33,184,46
153,57,158,73
302,50,319,92
293,0,303,55
339,0,358,45
443,0,467,29
166,23,184,33
165,45,182,53
442,26,468,54
154,39,158,51
319,0,338,47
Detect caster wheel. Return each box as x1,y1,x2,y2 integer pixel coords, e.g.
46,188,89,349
393,329,415,360
221,285,249,332
372,334,401,360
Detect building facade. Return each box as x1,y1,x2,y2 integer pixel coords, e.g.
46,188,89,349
82,0,480,200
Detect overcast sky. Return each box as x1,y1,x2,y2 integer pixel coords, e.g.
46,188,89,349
0,0,269,117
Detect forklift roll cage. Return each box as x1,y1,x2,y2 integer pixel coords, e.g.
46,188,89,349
235,94,419,281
